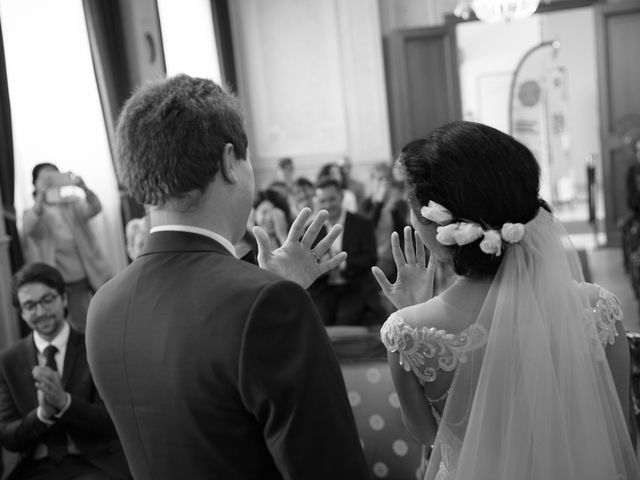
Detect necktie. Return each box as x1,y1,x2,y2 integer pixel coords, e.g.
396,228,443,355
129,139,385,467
43,345,58,372
41,344,67,463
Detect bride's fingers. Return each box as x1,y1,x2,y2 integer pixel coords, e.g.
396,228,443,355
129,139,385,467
390,232,406,267
415,231,426,266
404,226,416,264
371,266,393,294
425,251,438,286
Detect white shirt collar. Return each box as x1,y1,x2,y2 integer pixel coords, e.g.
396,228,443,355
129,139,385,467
149,225,237,257
326,208,347,228
33,321,70,354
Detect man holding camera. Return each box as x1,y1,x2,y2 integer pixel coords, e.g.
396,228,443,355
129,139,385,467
22,163,111,332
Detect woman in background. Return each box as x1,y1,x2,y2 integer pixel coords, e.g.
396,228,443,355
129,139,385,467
252,189,292,250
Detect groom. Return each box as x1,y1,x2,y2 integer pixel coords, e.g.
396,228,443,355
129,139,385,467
86,75,370,480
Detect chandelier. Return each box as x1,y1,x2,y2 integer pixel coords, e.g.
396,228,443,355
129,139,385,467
454,0,541,23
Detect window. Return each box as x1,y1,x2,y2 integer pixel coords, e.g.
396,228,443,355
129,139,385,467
0,0,127,271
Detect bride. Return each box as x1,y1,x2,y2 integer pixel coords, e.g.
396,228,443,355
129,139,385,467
373,121,640,479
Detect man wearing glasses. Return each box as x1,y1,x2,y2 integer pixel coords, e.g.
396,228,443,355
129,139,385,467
0,263,129,479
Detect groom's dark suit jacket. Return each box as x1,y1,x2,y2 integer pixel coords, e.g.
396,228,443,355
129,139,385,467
86,231,370,480
0,328,130,478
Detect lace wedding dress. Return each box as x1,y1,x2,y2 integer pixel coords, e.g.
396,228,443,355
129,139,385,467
380,210,640,480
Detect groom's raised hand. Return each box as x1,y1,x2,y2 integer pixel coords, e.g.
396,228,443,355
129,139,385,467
253,208,347,289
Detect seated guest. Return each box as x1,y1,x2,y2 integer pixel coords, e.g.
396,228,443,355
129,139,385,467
316,162,358,213
22,163,112,332
0,263,130,480
309,179,385,326
290,177,315,216
276,157,295,194
338,156,366,208
361,160,410,281
252,189,292,249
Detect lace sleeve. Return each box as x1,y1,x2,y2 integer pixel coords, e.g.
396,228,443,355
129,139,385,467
380,312,487,384
592,286,622,346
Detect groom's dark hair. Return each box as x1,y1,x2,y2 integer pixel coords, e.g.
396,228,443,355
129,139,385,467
115,74,248,208
400,121,543,277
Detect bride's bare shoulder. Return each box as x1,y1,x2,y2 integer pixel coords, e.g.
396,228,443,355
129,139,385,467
393,294,476,335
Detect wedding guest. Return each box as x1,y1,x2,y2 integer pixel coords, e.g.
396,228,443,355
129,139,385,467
309,178,385,327
361,160,409,281
276,157,295,194
288,177,314,217
253,189,292,249
316,162,358,213
1,263,129,480
86,74,369,480
375,121,639,479
338,156,366,208
22,163,111,332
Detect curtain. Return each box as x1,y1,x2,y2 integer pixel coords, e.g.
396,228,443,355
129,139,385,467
0,18,24,346
82,0,145,228
0,19,23,274
211,0,238,91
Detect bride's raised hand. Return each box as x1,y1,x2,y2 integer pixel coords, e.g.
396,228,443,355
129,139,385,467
372,226,437,310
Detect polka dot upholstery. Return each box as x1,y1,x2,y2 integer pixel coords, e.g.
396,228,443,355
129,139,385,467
330,328,425,480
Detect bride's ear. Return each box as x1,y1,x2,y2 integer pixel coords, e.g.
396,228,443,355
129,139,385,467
220,144,237,184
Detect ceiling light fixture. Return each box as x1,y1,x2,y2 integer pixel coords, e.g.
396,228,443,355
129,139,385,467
454,0,541,23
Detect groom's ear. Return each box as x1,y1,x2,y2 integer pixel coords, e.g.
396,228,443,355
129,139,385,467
220,144,237,184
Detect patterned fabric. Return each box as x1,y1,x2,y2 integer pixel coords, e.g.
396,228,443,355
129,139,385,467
381,285,622,386
380,312,487,384
592,285,622,346
341,360,425,479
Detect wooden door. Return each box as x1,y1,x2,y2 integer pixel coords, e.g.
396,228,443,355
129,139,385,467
595,2,640,245
385,24,462,154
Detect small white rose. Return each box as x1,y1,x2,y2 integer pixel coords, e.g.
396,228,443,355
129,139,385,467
453,222,484,245
479,229,502,256
436,223,459,245
420,201,454,225
501,223,525,243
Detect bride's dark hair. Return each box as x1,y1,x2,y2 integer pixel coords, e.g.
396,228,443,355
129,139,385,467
400,121,544,277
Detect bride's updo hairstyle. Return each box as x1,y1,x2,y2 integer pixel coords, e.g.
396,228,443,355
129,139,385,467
400,121,543,277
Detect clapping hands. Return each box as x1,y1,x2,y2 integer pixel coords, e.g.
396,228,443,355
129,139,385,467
33,366,68,418
253,208,347,289
372,226,437,310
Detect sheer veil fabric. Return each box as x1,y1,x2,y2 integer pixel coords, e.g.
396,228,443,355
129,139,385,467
425,209,640,480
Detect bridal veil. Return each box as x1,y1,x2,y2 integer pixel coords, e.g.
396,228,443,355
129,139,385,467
425,209,640,479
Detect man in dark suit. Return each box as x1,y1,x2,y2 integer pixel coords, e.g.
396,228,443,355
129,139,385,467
309,179,386,327
0,263,129,480
86,75,370,480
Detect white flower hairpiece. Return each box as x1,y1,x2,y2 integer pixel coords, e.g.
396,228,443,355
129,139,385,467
421,201,525,256
420,201,454,225
479,229,502,256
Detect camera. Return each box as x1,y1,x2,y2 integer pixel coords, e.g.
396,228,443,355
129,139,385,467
43,172,83,204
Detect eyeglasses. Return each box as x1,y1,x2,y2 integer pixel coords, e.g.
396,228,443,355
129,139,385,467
20,293,60,315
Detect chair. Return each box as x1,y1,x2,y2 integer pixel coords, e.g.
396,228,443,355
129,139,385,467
329,328,425,480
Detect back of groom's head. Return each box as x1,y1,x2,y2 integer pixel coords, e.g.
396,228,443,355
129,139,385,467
116,74,248,208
